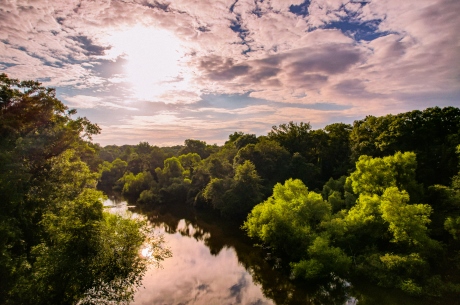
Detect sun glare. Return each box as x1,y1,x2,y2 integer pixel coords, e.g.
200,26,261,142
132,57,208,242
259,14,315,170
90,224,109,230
105,25,190,100
141,246,152,258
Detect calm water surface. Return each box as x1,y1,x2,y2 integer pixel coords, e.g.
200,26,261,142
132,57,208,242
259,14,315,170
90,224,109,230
104,197,449,305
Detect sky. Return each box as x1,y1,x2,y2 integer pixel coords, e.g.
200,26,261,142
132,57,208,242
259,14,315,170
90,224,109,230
1,0,459,146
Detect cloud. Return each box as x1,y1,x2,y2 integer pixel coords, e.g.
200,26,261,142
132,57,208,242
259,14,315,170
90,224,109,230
131,228,274,305
63,95,138,110
1,0,459,146
200,56,251,81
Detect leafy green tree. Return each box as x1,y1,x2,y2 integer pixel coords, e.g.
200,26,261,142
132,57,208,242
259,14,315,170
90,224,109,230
339,152,445,294
231,132,259,149
146,145,166,175
243,179,331,261
155,157,185,185
203,177,233,211
0,74,170,304
291,235,351,280
233,138,291,195
430,145,460,240
289,152,320,189
229,160,264,215
98,145,122,162
343,153,433,248
179,139,211,159
445,216,460,240
322,123,353,178
321,176,356,212
226,131,244,143
380,187,432,246
178,153,201,179
347,151,423,201
267,121,312,155
120,171,155,199
98,158,128,189
203,161,263,217
350,107,460,186
267,121,353,189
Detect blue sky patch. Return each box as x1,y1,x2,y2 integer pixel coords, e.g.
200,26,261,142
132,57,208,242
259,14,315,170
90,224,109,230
324,20,390,41
289,0,311,17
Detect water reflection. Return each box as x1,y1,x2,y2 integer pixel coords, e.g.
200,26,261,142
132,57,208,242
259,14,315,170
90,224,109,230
103,194,134,215
104,198,442,305
129,203,355,305
133,225,274,305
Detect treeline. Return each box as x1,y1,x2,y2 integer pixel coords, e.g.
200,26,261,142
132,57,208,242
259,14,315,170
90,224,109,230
96,107,459,216
96,122,355,215
96,106,460,297
0,74,170,304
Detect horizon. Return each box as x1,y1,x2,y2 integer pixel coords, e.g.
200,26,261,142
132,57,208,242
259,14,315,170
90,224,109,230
1,0,459,146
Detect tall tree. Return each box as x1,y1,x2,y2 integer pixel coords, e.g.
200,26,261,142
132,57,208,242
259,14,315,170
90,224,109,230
350,107,460,186
267,121,312,155
0,74,170,304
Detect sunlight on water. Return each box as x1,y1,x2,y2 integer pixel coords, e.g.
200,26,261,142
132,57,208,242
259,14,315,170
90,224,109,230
141,247,152,259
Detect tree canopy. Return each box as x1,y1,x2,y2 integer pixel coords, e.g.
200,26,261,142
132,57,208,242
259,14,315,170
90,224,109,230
92,101,460,297
0,74,170,304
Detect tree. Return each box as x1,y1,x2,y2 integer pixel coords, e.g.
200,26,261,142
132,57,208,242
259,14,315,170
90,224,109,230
243,179,331,261
98,158,128,189
156,157,185,185
178,153,201,179
179,139,210,159
203,161,263,217
350,107,460,186
347,151,423,201
233,138,291,195
232,132,259,149
380,187,432,246
338,152,443,294
321,123,353,179
267,121,312,155
0,74,170,304
120,171,155,199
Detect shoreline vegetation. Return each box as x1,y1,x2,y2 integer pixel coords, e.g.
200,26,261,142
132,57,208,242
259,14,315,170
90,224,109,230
1,74,459,303
97,107,460,299
0,74,171,305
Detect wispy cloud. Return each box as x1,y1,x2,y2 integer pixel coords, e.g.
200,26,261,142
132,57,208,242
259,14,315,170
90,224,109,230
63,95,138,110
1,0,459,145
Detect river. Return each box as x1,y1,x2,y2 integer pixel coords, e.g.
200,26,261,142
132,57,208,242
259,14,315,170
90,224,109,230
103,196,448,305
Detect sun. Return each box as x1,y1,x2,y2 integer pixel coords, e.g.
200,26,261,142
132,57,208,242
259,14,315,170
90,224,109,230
105,25,190,100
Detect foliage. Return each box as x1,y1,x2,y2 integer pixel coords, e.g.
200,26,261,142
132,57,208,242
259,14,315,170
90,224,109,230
379,187,432,245
179,139,212,159
203,160,263,217
98,158,128,189
0,74,170,304
120,171,155,199
347,151,422,199
233,138,291,195
350,107,460,186
267,121,312,155
244,150,459,295
91,104,460,297
290,235,351,279
243,179,331,261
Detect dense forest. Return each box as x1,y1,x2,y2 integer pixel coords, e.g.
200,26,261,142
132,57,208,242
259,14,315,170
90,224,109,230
96,106,460,298
0,74,170,305
1,74,460,302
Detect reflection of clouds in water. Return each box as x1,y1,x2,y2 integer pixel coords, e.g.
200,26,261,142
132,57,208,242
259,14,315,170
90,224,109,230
228,273,248,304
176,219,211,241
103,198,139,218
132,221,274,305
